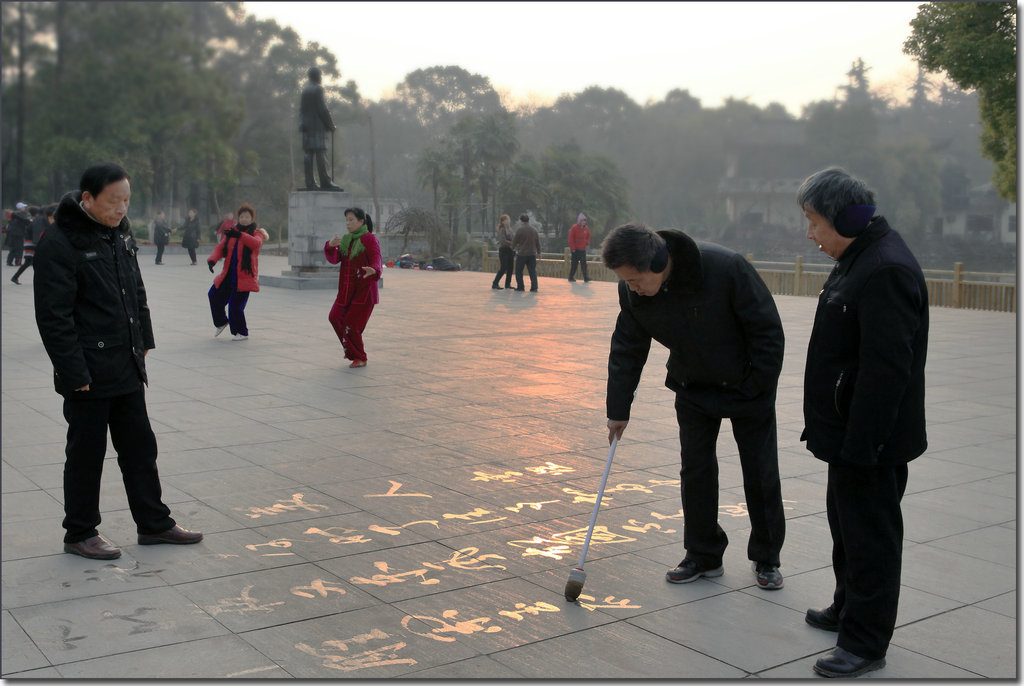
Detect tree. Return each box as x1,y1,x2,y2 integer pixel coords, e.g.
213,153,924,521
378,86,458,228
903,1,1016,200
393,65,501,134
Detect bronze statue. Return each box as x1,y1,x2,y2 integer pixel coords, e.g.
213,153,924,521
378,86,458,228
299,66,343,191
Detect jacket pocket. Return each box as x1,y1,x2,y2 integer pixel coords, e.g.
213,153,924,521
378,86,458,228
833,368,856,419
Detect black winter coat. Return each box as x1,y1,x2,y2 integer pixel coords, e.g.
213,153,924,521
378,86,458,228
801,218,928,467
607,230,785,420
33,192,154,398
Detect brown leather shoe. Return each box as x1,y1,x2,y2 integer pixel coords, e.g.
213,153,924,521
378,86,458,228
138,525,203,545
64,535,121,560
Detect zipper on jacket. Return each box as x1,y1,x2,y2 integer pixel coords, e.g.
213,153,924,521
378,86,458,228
833,370,845,417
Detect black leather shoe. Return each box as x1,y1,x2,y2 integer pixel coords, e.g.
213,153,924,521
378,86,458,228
491,283,502,289
666,557,724,584
138,525,203,545
65,535,121,560
806,605,840,632
813,646,885,678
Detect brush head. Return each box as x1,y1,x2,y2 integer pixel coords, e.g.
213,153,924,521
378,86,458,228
564,567,587,601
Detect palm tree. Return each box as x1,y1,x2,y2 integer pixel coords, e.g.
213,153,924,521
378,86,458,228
473,110,520,232
415,142,452,212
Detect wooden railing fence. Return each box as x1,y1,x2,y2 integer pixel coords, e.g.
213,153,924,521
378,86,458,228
481,248,1016,313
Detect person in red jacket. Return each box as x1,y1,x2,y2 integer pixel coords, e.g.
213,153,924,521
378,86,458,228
325,207,382,367
207,202,267,341
568,212,591,282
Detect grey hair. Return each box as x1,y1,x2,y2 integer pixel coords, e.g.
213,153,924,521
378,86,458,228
796,167,875,225
601,223,664,271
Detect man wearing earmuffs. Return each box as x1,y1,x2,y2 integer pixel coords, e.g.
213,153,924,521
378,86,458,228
798,167,929,678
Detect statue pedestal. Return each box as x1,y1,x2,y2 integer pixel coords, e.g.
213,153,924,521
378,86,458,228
261,191,348,290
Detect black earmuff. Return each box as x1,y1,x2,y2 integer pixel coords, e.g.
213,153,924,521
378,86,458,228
650,241,669,273
834,204,876,238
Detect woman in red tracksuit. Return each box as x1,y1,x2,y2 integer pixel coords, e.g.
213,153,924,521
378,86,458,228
207,202,267,340
325,207,382,367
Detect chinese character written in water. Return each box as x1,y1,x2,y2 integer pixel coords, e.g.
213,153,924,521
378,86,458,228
236,493,330,519
497,601,560,621
367,520,440,536
245,538,298,556
719,502,749,517
295,629,416,672
401,610,502,642
470,470,523,483
351,561,439,587
576,594,642,612
504,500,560,513
443,507,507,525
621,518,676,535
523,461,574,476
304,526,372,546
553,526,636,547
364,480,433,498
505,535,573,560
350,547,507,587
290,579,348,599
206,585,286,616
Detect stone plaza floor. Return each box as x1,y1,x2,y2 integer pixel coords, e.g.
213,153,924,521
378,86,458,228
1,250,1017,679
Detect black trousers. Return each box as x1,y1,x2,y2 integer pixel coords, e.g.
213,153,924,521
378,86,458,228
827,462,909,660
515,254,537,291
493,246,514,287
155,243,166,264
62,388,174,543
12,255,33,280
186,246,197,263
568,249,589,280
674,394,786,568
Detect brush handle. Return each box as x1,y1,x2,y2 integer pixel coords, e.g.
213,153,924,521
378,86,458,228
576,434,618,568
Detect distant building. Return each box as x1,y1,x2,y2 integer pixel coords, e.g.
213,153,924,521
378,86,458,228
933,183,1016,245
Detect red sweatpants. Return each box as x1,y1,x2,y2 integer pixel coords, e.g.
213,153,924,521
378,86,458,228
328,299,374,361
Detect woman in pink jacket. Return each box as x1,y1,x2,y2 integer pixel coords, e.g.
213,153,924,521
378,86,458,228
325,207,382,367
207,202,267,341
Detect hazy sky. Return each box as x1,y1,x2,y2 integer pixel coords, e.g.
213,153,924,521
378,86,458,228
244,1,927,115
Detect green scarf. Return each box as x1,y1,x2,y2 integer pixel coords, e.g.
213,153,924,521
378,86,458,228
338,224,369,259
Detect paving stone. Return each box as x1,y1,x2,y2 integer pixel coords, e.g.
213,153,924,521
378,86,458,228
491,620,746,678
627,590,837,674
175,562,380,632
239,605,479,677
2,610,50,674
892,605,1016,678
10,586,229,664
250,510,437,561
200,485,361,528
398,654,526,679
53,634,290,678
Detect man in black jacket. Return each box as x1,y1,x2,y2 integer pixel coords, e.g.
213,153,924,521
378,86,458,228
797,168,928,679
602,223,786,590
33,162,202,560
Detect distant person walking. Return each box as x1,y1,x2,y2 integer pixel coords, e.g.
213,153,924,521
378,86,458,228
207,203,267,341
12,203,54,284
6,202,29,266
153,210,171,265
180,208,201,265
491,213,514,290
568,212,591,282
325,207,382,368
512,213,541,292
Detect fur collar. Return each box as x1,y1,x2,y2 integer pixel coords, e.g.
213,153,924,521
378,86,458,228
658,229,703,293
